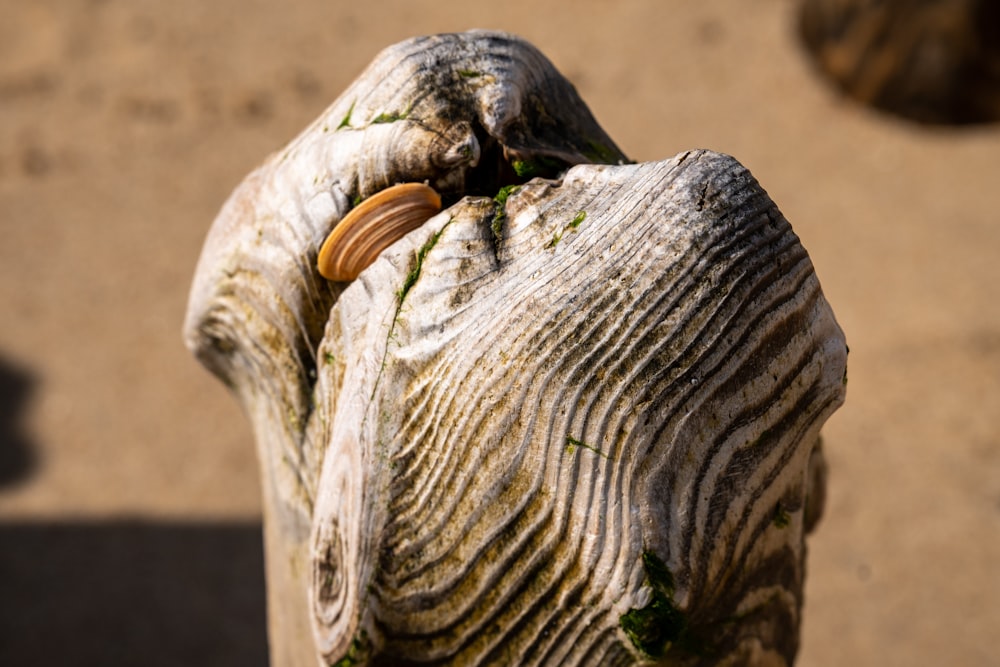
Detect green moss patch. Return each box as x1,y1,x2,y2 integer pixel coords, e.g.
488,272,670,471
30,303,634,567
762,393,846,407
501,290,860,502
396,221,449,305
510,155,566,179
546,211,587,250
583,138,621,164
620,551,688,658
565,435,608,459
337,100,355,130
491,184,520,243
371,103,412,125
330,629,370,667
773,502,791,529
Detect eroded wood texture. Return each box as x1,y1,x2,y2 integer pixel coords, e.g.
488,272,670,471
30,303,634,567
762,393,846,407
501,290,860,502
184,31,624,666
309,152,845,666
184,31,846,667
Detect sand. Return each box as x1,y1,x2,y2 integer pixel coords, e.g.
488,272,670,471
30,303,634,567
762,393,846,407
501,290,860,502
1,0,997,664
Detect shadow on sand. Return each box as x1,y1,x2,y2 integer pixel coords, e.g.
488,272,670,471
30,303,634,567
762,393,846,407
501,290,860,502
0,520,269,666
0,355,38,489
0,355,269,665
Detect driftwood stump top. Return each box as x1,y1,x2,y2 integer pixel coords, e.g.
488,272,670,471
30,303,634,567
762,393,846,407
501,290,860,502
185,31,847,667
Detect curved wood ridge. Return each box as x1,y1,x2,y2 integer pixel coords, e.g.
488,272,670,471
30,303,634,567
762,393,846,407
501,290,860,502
183,30,846,667
184,30,625,517
183,33,625,663
311,151,846,665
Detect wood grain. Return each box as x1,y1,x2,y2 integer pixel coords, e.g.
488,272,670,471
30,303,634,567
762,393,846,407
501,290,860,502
185,32,845,666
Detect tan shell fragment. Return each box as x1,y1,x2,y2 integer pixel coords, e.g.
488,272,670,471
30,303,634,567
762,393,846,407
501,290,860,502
317,183,442,281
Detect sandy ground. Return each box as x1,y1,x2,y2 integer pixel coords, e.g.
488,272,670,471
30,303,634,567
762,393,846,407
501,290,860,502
1,0,998,665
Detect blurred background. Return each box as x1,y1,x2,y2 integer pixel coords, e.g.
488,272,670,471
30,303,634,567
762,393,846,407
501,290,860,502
1,0,997,664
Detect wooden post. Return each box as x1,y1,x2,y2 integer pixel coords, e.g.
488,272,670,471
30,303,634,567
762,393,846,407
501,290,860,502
185,32,846,666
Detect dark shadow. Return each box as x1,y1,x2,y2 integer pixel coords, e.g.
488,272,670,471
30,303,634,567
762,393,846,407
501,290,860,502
0,355,39,488
0,521,269,667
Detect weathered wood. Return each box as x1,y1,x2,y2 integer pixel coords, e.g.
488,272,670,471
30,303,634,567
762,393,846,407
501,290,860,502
799,0,1000,124
185,31,846,666
184,32,624,665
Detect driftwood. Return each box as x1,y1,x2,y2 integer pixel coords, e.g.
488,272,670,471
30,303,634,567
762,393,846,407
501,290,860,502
184,31,847,666
799,0,1000,124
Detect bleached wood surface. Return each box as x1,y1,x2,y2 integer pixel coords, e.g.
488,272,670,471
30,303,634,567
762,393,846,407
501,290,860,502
185,31,846,666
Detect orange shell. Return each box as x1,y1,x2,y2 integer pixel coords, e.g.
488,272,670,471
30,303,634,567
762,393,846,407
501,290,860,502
318,183,442,281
